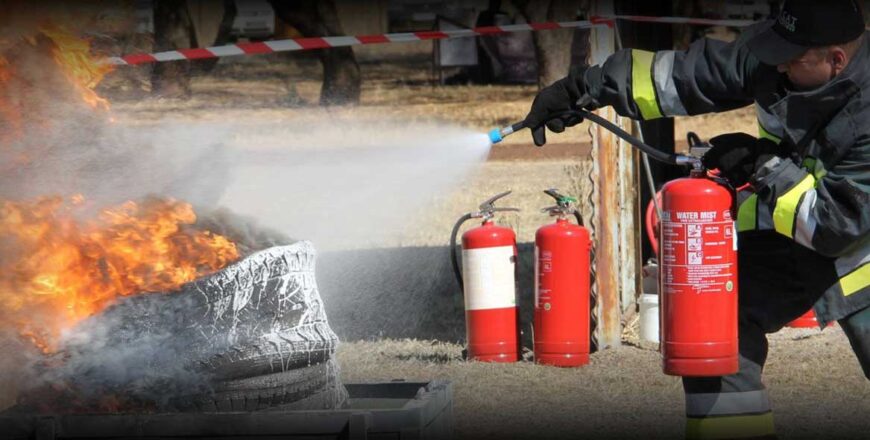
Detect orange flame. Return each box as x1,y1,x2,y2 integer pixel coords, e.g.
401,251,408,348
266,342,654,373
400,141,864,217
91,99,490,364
38,24,113,110
0,22,240,354
0,197,239,352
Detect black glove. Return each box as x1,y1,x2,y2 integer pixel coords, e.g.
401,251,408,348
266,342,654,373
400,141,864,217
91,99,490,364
701,133,781,187
523,66,596,146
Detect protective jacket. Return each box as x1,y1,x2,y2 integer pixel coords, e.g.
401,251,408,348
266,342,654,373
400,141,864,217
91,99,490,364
581,22,870,324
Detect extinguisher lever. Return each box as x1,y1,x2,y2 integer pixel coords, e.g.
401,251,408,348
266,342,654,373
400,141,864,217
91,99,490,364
475,191,519,219
479,190,512,211
540,205,565,215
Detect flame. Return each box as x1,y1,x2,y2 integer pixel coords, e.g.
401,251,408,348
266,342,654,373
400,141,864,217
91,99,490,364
38,24,113,110
0,22,240,354
0,196,240,352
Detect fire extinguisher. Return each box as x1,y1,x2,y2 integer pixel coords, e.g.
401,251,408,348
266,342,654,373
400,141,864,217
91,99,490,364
490,110,739,377
658,134,739,377
450,191,520,362
639,133,739,376
534,189,591,367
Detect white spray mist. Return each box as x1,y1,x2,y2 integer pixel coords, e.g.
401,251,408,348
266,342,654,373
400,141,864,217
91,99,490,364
219,120,492,250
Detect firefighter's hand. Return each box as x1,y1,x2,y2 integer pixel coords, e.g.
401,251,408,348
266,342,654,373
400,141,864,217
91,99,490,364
702,133,780,187
523,66,595,147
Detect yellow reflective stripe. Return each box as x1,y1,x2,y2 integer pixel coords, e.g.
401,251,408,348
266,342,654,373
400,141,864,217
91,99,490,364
631,49,663,120
773,174,815,238
757,121,782,143
841,264,870,297
686,413,775,440
737,194,758,232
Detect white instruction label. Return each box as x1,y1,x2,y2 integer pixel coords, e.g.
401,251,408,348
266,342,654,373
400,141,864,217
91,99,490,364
463,245,517,310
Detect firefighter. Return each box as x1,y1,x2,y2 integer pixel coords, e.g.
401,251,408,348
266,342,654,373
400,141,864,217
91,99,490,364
523,0,870,438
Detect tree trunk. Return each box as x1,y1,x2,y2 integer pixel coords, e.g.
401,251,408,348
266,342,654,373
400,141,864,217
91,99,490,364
514,0,584,87
151,0,195,99
270,0,361,105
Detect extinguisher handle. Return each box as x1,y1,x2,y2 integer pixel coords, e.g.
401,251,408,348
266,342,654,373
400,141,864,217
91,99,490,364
479,190,513,212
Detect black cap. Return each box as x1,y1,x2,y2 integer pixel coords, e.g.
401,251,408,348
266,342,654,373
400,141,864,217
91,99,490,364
747,0,865,66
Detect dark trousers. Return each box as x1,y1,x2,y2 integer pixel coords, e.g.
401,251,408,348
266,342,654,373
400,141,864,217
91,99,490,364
681,231,870,439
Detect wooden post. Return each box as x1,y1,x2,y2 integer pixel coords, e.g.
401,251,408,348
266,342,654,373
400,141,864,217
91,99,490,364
589,0,640,349
615,0,679,266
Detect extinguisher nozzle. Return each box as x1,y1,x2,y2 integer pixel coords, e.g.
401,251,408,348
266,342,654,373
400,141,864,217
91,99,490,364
488,128,503,144
488,121,525,145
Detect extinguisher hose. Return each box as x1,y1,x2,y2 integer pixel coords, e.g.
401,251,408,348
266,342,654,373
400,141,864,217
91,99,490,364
573,211,583,227
493,110,689,165
450,213,475,292
579,111,680,165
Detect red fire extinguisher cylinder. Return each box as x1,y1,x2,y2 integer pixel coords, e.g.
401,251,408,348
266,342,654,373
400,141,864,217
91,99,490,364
660,170,739,377
462,220,520,362
535,215,591,367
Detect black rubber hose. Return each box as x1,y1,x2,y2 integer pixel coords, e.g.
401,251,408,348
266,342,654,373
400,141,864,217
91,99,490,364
511,110,682,165
450,213,474,292
573,211,584,227
578,110,678,165
687,131,702,148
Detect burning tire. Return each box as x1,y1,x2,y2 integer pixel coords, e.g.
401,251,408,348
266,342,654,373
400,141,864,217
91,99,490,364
20,241,347,412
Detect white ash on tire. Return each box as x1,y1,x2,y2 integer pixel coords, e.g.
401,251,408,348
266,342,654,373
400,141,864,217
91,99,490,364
19,241,346,412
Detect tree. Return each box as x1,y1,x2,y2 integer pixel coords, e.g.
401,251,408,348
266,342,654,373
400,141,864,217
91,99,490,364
150,0,361,105
269,0,361,105
513,0,586,87
151,0,195,98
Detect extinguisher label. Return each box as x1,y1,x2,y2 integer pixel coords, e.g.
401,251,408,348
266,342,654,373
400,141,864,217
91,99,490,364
463,245,517,310
661,211,735,294
534,246,553,309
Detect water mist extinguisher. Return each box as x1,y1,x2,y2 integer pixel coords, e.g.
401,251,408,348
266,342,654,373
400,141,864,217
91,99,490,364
534,189,591,367
659,162,739,377
450,191,520,362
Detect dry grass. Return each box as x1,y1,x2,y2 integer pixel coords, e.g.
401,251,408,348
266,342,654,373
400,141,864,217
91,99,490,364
108,55,758,148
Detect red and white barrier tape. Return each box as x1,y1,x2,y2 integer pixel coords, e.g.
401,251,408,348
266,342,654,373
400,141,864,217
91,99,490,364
106,15,758,66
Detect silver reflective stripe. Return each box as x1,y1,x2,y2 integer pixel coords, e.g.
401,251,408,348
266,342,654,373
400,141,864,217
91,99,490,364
835,240,870,277
793,189,818,249
686,390,771,417
756,104,785,140
653,51,688,116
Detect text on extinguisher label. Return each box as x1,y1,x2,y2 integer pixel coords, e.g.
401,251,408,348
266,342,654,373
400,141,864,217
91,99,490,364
534,246,552,309
463,245,517,310
661,210,736,294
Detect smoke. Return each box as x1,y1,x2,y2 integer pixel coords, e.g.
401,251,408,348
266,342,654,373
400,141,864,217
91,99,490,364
0,17,491,411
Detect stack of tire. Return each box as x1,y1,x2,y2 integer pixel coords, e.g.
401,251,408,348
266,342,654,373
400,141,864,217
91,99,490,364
19,241,346,413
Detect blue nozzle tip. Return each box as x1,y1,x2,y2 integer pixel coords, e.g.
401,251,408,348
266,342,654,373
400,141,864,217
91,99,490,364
488,129,502,144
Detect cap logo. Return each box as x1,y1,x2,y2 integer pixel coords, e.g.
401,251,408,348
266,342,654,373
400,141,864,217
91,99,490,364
778,10,797,32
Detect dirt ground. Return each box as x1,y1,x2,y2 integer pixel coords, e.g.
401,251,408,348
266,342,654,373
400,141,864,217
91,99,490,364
3,52,867,438
338,326,870,439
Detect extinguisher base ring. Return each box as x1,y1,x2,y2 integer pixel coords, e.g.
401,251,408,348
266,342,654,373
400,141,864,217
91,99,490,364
663,357,739,377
